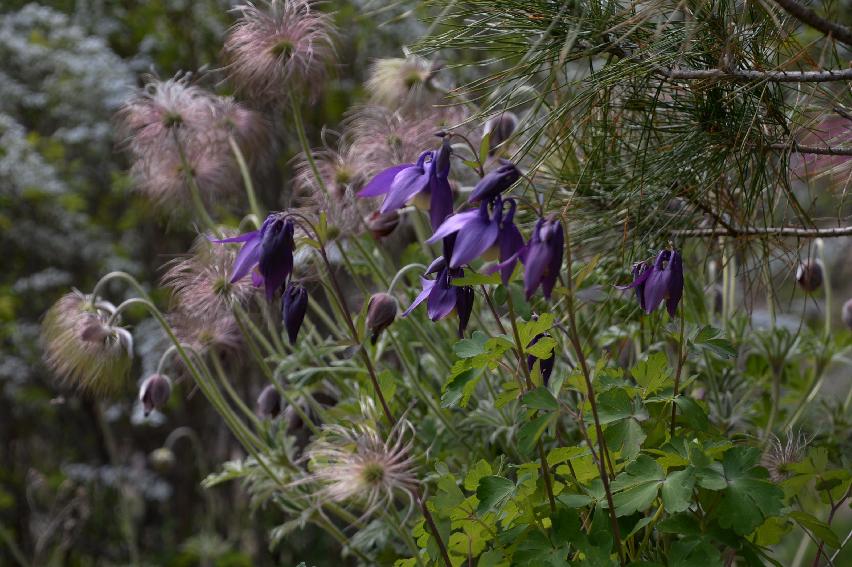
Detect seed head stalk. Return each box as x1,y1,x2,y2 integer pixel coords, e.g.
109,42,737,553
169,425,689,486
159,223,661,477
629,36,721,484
172,129,221,238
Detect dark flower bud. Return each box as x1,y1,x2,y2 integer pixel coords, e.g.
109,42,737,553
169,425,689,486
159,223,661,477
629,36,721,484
456,285,474,337
434,135,452,179
527,333,555,386
366,210,400,239
795,260,823,293
842,298,852,330
709,284,723,314
256,385,282,418
139,373,171,416
367,293,398,344
483,112,518,155
468,160,521,203
259,217,295,300
282,283,308,344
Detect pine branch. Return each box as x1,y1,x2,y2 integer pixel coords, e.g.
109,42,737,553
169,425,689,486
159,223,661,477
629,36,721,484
771,0,852,47
769,142,852,156
673,226,852,238
661,67,852,83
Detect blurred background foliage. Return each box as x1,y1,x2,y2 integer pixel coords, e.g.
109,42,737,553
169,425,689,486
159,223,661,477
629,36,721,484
0,1,424,564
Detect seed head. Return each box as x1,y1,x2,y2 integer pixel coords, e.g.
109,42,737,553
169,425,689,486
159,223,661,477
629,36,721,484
41,290,133,396
296,416,419,521
795,260,823,293
139,373,172,416
483,111,518,156
224,0,336,104
366,56,439,110
162,233,256,320
170,310,242,355
761,431,810,482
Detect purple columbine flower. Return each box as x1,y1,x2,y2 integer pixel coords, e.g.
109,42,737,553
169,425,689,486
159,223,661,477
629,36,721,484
428,197,523,277
282,283,308,344
617,249,683,317
518,217,564,300
403,237,475,336
467,160,520,204
357,138,453,230
213,214,295,300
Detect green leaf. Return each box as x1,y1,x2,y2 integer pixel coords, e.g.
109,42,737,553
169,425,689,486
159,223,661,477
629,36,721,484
476,476,515,515
556,493,594,508
453,331,489,358
478,131,490,165
674,396,709,430
605,418,646,461
441,368,482,408
518,312,555,347
495,380,520,408
547,446,590,467
451,271,501,286
518,413,556,456
669,536,723,567
714,447,784,535
661,468,695,513
630,352,671,396
522,386,559,411
693,326,737,359
377,370,396,404
789,511,841,548
594,388,635,425
610,456,664,516
526,336,556,358
464,459,493,492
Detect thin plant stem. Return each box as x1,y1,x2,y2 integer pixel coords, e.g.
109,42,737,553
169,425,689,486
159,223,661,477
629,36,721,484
670,301,686,438
290,96,331,200
561,223,625,566
229,135,264,221
172,129,220,237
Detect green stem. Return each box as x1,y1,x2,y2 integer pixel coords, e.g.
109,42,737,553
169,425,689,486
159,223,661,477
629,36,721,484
229,135,264,222
670,301,686,438
290,97,330,200
172,129,220,237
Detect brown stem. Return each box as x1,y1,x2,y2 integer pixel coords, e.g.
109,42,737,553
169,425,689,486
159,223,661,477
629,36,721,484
661,67,852,83
769,142,852,156
561,219,625,566
810,486,851,567
673,225,852,238
416,490,453,567
770,0,852,47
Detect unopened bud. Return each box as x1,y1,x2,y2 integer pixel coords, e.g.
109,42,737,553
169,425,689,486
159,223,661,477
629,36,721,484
149,447,176,472
483,112,518,155
257,385,282,418
842,298,852,330
366,210,400,239
139,374,171,416
282,283,308,344
367,293,398,344
795,260,823,293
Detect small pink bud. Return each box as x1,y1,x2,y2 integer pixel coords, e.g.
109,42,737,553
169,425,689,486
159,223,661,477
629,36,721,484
257,385,282,418
796,260,823,293
366,293,397,344
139,374,172,416
366,210,400,239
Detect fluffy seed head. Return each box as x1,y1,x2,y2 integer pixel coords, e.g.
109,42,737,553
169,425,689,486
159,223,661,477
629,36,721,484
795,260,823,293
41,290,133,396
170,310,242,355
761,431,810,482
139,373,172,416
224,0,336,103
366,56,439,109
295,413,419,520
162,234,256,320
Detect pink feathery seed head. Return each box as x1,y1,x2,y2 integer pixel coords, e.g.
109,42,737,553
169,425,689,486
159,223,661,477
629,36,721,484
224,0,337,104
169,310,242,356
115,73,219,156
41,290,133,397
366,56,441,110
792,114,852,187
761,431,811,483
162,233,257,319
215,97,276,166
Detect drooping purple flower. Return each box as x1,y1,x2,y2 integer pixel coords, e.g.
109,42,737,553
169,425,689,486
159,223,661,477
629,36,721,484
357,139,453,230
495,199,524,284
617,249,684,317
282,283,308,344
213,214,295,301
519,217,564,300
403,238,475,334
428,199,500,268
527,333,555,386
468,160,520,204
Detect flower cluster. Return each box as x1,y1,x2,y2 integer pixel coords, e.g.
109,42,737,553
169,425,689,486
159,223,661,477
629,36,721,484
618,248,684,317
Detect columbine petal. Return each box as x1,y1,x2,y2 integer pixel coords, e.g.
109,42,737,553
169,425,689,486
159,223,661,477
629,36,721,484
379,152,432,213
456,285,474,337
427,210,479,243
468,160,520,203
402,277,435,317
665,251,684,317
429,175,454,230
358,164,412,197
427,272,457,321
642,251,670,314
450,202,500,267
229,235,263,283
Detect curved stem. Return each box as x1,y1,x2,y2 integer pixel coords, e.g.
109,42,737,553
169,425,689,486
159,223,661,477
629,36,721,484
229,135,264,221
172,129,220,237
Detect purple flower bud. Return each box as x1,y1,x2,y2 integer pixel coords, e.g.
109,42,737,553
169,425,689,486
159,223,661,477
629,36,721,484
259,217,295,300
367,293,398,344
483,112,519,155
282,283,308,344
521,217,564,300
456,285,474,337
617,249,684,317
842,298,852,330
527,333,555,386
795,260,823,293
256,385,282,418
468,161,520,204
139,373,171,417
366,210,400,239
